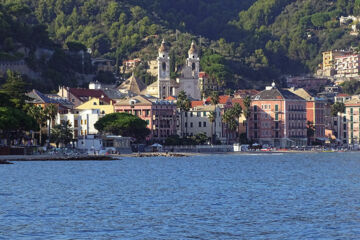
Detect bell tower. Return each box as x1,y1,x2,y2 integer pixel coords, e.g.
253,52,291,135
157,39,171,99
186,40,200,78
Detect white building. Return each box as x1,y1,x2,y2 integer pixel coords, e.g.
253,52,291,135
177,105,222,140
142,40,201,100
57,109,104,139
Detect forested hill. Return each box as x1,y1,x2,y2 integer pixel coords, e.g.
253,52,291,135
1,0,360,91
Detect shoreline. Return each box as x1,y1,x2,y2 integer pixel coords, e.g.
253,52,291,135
0,150,352,162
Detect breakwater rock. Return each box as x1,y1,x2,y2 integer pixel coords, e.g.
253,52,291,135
11,155,117,161
0,159,13,164
135,152,189,157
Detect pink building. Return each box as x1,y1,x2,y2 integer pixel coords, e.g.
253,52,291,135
114,95,177,142
249,83,307,148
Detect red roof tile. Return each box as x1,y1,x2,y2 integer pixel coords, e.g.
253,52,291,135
199,72,208,78
336,93,350,97
231,98,245,108
69,88,111,103
191,100,204,108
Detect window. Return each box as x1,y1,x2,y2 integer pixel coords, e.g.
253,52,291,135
84,120,87,125
146,120,149,125
197,112,201,117
254,105,258,112
185,122,187,128
93,102,97,105
162,62,166,71
190,112,193,117
199,122,202,127
190,122,193,128
203,111,207,117
275,104,279,112
275,122,279,129
81,120,83,125
275,113,279,121
203,122,206,127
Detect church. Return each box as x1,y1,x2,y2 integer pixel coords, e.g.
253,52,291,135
142,39,201,100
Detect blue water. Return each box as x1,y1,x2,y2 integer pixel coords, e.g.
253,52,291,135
1,153,360,239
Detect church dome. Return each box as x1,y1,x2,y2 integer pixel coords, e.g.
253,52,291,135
158,39,168,53
188,40,197,55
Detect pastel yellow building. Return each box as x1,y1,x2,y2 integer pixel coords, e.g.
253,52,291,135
76,97,114,114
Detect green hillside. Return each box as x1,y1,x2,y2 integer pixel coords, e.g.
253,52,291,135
1,0,360,91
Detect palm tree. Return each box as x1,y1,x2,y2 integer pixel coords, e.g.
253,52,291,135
27,105,47,146
209,91,219,141
222,103,242,144
176,91,191,137
44,104,58,146
243,96,252,141
208,111,216,144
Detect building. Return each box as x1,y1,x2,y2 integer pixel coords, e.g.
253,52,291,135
178,104,222,141
142,40,201,100
26,89,73,114
117,73,147,95
121,58,141,73
248,83,307,148
345,99,360,146
286,76,329,92
57,86,111,107
91,58,114,73
234,89,260,99
198,72,220,97
114,95,177,142
335,93,351,103
334,53,360,78
321,50,351,76
288,88,326,144
57,109,104,139
76,97,115,115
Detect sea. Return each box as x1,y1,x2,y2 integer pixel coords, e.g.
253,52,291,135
1,152,360,239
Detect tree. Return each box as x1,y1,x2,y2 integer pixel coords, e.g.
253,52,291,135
0,70,28,109
222,103,242,144
44,104,58,146
27,105,47,145
209,91,219,142
0,106,37,145
307,121,315,145
331,102,345,117
176,90,191,137
208,111,216,144
243,96,252,141
94,112,150,141
50,121,73,147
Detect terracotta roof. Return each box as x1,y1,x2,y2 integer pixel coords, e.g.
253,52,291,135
231,98,245,108
118,74,146,95
165,96,177,101
69,88,111,103
206,95,231,105
191,100,204,108
336,93,350,97
234,89,260,97
199,72,208,78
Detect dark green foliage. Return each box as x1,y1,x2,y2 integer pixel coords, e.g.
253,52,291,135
50,121,73,147
0,70,29,109
340,80,360,95
1,0,360,91
94,112,151,141
331,102,345,117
